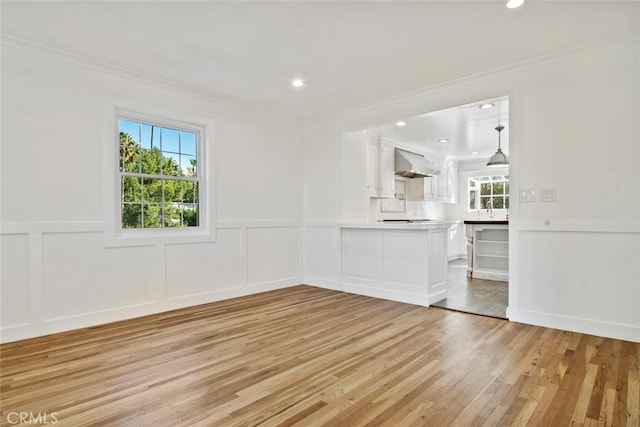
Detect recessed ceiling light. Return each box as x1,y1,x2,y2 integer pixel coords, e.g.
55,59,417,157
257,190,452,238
292,79,304,88
506,0,524,8
396,121,406,127
438,138,449,143
470,151,480,155
479,103,495,110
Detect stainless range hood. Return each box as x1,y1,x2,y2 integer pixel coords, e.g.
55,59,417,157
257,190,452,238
394,149,439,178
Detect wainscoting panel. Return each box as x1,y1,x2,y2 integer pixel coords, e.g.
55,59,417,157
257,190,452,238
247,226,301,287
428,229,447,289
515,229,640,342
0,233,30,327
341,228,382,283
42,232,158,320
165,228,243,299
382,230,424,289
1,221,303,343
303,224,340,289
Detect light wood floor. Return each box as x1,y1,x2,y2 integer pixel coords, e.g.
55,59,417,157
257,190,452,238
432,260,509,319
1,286,638,426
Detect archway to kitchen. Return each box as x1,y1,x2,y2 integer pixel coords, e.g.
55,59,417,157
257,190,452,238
364,96,511,319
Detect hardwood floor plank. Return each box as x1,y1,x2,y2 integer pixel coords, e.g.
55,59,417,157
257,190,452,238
1,285,638,426
571,362,600,423
628,351,640,427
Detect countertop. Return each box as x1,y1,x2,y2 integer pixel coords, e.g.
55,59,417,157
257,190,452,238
340,220,459,230
463,220,509,225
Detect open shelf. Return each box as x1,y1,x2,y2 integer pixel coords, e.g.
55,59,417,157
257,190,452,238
466,223,509,282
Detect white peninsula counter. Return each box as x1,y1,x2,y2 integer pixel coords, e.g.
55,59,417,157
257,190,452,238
340,222,450,306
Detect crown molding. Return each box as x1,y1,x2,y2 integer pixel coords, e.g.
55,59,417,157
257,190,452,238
1,34,301,121
327,31,640,125
2,30,638,124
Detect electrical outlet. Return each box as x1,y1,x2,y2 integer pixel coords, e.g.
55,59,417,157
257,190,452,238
520,188,536,202
539,188,556,202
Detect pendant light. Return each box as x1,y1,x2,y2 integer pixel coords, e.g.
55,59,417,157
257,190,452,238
487,125,509,167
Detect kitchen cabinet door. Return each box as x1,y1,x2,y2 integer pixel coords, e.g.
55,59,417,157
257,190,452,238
366,142,379,197
445,159,459,203
405,151,447,201
379,143,396,199
406,175,435,201
367,140,395,198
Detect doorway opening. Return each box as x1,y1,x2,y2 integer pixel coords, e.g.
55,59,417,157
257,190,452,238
431,259,508,319
363,95,511,319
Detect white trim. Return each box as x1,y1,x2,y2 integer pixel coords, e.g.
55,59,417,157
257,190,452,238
510,309,640,344
217,220,302,229
0,278,301,344
0,220,303,235
28,233,44,327
326,32,640,124
1,35,279,118
3,32,637,123
303,277,341,290
0,221,104,234
518,220,640,234
302,220,340,227
102,95,216,247
341,282,429,307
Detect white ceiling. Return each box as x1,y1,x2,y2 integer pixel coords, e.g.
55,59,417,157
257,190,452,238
2,1,638,119
370,96,509,161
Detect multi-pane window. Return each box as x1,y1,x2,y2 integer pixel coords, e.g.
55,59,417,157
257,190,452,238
468,175,509,211
118,118,200,229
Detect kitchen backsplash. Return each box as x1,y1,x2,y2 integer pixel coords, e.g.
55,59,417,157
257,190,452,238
370,198,447,222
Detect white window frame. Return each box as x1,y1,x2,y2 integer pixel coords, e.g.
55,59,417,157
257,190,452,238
103,96,215,246
467,175,509,212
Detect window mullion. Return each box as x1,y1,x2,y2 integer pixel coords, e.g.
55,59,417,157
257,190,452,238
121,171,197,182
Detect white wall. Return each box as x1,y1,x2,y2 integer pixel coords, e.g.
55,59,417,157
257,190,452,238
2,37,638,344
303,39,640,342
0,44,303,342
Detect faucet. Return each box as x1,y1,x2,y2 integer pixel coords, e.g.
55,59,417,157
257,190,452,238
487,205,494,220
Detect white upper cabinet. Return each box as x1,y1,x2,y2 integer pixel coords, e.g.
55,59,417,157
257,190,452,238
379,144,396,198
364,132,458,203
406,152,441,201
367,134,395,199
407,174,436,201
406,155,458,203
445,159,459,203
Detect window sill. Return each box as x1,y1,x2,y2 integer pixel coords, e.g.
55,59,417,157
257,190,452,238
104,227,216,248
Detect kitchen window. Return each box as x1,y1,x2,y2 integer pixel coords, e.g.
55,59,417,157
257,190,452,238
468,175,509,211
103,96,215,246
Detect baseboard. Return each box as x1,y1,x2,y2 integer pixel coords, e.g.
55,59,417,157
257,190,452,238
509,308,639,343
0,280,300,344
303,277,342,291
341,282,429,307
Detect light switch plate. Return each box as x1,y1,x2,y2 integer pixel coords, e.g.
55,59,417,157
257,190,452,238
539,188,556,202
520,188,536,202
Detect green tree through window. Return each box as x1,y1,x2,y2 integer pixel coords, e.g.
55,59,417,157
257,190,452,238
119,119,200,229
